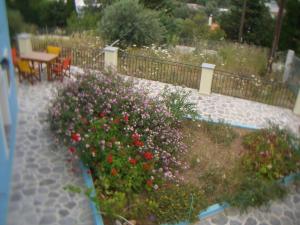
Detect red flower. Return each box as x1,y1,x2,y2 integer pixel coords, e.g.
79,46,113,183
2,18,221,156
146,179,153,187
133,140,144,147
99,112,106,118
124,115,129,122
113,118,120,124
131,133,140,141
143,152,153,160
106,154,113,164
71,133,81,142
129,158,137,165
143,163,151,171
111,168,118,176
68,147,76,154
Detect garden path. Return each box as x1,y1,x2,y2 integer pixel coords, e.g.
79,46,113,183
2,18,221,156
7,80,94,225
132,77,300,135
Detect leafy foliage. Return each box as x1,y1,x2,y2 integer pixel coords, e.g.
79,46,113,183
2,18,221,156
200,120,238,146
100,0,165,46
67,12,101,33
219,0,274,46
144,184,207,224
225,172,287,212
161,87,198,121
279,0,300,54
242,125,300,180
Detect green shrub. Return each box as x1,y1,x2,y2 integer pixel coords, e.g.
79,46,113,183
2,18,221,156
201,120,238,146
100,0,165,46
161,86,198,121
67,12,100,33
242,125,300,180
225,173,287,212
144,184,207,224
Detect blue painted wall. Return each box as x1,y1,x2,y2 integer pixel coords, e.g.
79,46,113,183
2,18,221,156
0,0,18,224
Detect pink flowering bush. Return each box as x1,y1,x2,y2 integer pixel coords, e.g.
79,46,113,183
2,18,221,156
49,73,187,197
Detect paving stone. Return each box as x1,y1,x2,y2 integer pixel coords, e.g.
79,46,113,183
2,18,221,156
280,217,292,225
211,214,228,225
10,192,22,202
23,188,36,196
59,209,69,218
270,217,281,225
65,201,76,209
229,220,242,225
39,167,51,174
39,214,57,225
59,217,77,225
244,217,257,225
293,196,300,204
40,179,55,186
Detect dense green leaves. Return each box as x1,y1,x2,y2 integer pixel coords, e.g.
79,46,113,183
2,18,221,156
220,0,274,46
100,0,165,46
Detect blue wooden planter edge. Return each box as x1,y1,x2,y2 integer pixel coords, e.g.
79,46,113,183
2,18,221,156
80,162,104,225
81,115,299,225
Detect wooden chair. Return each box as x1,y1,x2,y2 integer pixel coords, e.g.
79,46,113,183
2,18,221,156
17,60,41,84
50,56,72,81
11,48,19,67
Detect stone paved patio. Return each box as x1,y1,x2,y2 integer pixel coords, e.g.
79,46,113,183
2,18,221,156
7,80,93,225
7,69,300,225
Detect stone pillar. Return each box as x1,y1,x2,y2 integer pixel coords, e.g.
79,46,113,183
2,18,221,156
283,49,295,82
17,33,32,55
199,63,215,95
104,46,118,72
293,88,300,115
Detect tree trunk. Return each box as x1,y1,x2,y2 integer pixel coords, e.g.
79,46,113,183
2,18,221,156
267,0,285,73
238,0,247,42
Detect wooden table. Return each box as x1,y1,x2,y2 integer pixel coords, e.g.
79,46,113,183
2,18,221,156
20,52,58,81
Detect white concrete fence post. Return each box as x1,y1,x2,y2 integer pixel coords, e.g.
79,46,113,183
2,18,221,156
199,63,216,95
293,89,300,116
104,46,118,72
17,33,32,55
283,49,295,82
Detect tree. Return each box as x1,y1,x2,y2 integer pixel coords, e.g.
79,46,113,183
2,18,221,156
279,0,300,53
220,0,274,46
100,0,165,46
238,0,247,42
268,0,286,72
6,0,75,29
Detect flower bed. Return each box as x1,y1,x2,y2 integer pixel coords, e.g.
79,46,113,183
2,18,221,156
49,73,300,225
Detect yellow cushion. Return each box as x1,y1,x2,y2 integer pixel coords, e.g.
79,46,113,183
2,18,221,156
17,60,32,73
47,46,61,55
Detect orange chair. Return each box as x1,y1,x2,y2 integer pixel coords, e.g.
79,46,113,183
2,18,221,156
51,56,71,81
11,48,19,67
17,60,41,84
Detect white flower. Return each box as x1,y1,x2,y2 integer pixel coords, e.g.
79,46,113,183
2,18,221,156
154,184,159,190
